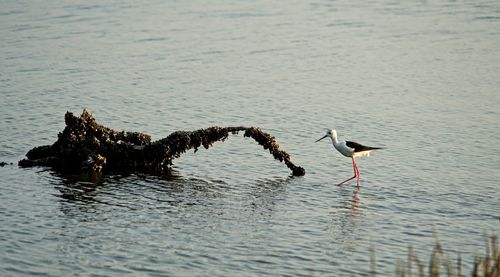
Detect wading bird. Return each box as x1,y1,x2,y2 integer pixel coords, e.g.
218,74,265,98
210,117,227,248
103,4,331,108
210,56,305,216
315,129,381,191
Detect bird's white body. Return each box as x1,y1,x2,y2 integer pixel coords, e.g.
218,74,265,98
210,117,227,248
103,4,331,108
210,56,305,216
332,140,354,157
324,129,377,158
333,140,373,158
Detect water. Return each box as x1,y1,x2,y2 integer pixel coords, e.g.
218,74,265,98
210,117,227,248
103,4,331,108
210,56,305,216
1,0,499,275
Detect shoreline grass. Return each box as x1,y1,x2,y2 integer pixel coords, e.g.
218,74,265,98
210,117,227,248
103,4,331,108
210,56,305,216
387,235,499,277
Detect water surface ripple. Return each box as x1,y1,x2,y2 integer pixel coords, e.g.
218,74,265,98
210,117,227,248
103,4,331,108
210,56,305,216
1,0,499,276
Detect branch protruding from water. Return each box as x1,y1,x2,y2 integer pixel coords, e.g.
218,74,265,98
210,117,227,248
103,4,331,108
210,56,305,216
18,110,305,177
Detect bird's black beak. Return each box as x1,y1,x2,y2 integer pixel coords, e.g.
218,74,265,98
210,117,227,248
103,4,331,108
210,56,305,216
315,135,328,143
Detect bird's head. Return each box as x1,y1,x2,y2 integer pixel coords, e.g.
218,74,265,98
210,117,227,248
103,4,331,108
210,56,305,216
315,129,337,142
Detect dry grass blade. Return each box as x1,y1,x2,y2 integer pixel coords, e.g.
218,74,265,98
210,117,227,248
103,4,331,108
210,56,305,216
376,234,498,277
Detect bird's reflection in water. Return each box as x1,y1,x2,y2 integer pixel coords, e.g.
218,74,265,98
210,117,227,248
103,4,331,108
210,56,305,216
350,191,362,217
323,190,366,263
329,189,366,246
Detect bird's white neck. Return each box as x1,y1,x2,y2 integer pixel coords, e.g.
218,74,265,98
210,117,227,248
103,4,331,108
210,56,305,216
330,136,340,147
328,130,343,150
329,130,339,143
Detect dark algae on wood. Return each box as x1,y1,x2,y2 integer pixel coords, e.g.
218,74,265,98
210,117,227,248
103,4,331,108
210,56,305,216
19,110,305,177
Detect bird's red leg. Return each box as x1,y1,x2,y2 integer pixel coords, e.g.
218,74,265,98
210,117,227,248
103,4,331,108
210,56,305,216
338,157,358,186
353,158,361,191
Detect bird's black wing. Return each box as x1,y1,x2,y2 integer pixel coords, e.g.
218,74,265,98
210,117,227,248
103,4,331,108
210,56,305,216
346,141,381,153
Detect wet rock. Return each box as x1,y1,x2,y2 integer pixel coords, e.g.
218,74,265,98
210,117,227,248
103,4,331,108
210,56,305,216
18,110,306,177
0,161,12,167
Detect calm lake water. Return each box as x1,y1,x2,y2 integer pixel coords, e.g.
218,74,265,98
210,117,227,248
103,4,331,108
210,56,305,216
1,0,499,276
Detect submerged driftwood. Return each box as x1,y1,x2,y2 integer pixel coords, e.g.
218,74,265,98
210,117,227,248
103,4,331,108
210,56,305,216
18,110,305,176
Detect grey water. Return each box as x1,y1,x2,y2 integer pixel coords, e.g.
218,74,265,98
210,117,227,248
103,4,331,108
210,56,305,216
1,0,499,276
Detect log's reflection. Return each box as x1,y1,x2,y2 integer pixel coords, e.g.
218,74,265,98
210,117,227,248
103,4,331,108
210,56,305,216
50,170,291,224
